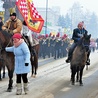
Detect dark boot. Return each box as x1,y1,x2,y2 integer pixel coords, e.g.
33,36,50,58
86,50,91,65
66,52,72,63
66,57,71,63
86,58,90,65
66,47,74,63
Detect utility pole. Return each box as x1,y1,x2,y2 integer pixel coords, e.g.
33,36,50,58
45,0,48,35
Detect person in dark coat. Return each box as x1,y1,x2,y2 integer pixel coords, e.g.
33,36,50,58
66,22,91,65
0,17,3,31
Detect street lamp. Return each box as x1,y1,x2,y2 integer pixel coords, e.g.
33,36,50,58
45,0,48,35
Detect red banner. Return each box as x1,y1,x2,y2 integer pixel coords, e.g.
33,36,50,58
16,0,44,33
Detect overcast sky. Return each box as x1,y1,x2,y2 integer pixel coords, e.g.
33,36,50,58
33,0,98,15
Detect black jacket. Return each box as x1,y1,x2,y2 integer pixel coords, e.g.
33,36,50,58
72,28,88,43
0,22,3,31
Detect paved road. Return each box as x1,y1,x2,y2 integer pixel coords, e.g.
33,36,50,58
0,51,98,98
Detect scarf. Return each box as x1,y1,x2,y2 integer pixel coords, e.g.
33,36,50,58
13,39,24,47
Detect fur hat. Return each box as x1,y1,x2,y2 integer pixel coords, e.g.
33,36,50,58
10,12,16,16
9,7,16,16
12,33,22,39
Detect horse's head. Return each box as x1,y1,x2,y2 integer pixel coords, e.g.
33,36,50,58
0,30,13,49
82,34,91,51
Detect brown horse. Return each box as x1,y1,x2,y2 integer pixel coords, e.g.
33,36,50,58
0,31,39,92
0,30,14,92
23,36,40,77
70,34,91,86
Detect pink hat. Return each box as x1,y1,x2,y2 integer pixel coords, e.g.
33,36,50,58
12,33,22,39
77,22,83,27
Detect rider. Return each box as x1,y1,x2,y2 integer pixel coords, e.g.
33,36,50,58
2,7,22,34
66,22,91,65
0,17,3,31
21,20,39,55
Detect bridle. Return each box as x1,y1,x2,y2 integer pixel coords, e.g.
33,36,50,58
82,37,90,52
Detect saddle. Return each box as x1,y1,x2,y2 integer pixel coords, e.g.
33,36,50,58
22,35,36,56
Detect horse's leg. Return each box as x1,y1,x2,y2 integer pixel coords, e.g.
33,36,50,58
76,66,79,82
34,55,38,76
7,69,14,92
2,65,5,78
0,67,2,81
86,65,88,70
32,55,38,78
31,55,34,77
71,66,76,85
79,67,84,86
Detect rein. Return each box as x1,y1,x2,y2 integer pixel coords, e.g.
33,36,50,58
82,43,89,47
6,39,12,47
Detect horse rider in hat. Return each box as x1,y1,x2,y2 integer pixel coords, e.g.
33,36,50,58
2,7,22,34
66,22,91,65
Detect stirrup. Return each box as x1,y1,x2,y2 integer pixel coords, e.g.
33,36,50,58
86,61,90,65
86,59,90,65
66,58,70,63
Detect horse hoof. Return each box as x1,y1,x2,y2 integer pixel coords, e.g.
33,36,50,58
3,76,5,78
33,75,36,78
31,75,36,78
31,75,33,77
71,82,75,85
6,88,12,92
28,80,30,83
80,83,83,86
0,78,2,81
76,80,79,82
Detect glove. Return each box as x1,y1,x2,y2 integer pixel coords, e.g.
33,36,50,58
25,63,29,66
4,29,9,32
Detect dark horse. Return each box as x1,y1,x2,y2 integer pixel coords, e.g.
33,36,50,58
0,31,14,92
23,36,39,78
0,30,39,92
70,33,91,86
31,44,39,77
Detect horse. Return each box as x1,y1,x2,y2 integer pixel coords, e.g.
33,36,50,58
70,34,91,86
0,30,14,92
23,36,40,78
0,30,39,92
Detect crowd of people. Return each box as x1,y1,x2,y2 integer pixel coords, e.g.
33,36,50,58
38,33,70,59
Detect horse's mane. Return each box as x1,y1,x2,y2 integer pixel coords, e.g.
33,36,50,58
0,31,13,48
2,30,12,40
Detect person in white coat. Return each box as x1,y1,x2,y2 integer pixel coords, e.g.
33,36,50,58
21,20,39,55
5,33,31,95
